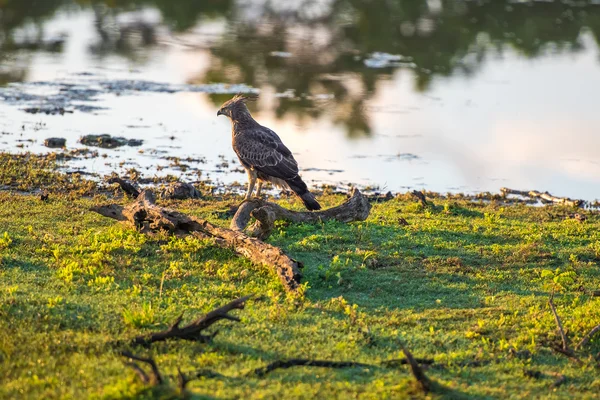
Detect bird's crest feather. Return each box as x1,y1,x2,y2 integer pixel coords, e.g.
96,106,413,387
231,93,258,103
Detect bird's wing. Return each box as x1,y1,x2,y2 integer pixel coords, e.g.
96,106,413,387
233,127,299,180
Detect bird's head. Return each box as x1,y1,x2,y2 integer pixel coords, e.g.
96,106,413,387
217,93,257,120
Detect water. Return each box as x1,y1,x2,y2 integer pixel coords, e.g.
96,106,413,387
1,0,600,199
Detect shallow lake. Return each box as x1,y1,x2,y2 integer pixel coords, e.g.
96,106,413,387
1,0,600,199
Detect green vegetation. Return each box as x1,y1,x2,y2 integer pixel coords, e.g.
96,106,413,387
1,156,600,399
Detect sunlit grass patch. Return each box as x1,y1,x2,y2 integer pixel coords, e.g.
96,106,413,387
0,184,599,399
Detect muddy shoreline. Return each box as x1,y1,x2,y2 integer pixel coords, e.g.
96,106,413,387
1,151,596,210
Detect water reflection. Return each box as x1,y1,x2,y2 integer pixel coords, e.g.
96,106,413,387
1,1,598,101
0,0,599,197
199,0,600,136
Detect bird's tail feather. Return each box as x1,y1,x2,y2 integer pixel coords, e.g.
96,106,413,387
299,192,321,211
286,176,321,211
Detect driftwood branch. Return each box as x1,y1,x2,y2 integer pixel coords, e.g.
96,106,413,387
91,190,302,291
121,351,163,385
501,188,583,207
133,296,251,346
230,188,372,240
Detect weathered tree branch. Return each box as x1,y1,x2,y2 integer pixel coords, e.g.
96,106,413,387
501,188,583,207
133,296,251,346
230,188,372,240
91,191,302,291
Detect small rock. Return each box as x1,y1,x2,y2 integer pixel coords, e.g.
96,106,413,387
159,182,202,200
23,106,72,115
44,137,66,148
80,134,143,149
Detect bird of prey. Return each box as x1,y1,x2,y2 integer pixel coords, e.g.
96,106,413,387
217,94,321,210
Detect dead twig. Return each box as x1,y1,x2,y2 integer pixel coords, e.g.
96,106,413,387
253,359,373,377
576,323,600,350
402,344,432,393
121,351,163,385
177,368,191,395
379,357,435,367
124,361,151,384
252,356,435,377
133,296,251,346
547,294,583,364
548,294,570,353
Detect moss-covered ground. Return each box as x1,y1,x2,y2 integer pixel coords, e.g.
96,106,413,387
1,153,599,399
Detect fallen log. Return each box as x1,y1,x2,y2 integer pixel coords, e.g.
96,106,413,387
230,188,372,240
500,188,583,208
91,190,302,291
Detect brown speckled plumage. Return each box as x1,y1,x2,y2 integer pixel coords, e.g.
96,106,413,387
217,94,321,210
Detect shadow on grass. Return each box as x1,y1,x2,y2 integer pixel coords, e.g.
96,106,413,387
284,223,541,311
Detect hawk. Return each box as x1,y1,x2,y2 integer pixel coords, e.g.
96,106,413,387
217,94,321,210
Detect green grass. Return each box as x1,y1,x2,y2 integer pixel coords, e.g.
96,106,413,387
1,156,600,399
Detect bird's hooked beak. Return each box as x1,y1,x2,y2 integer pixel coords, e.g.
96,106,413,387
217,109,223,116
